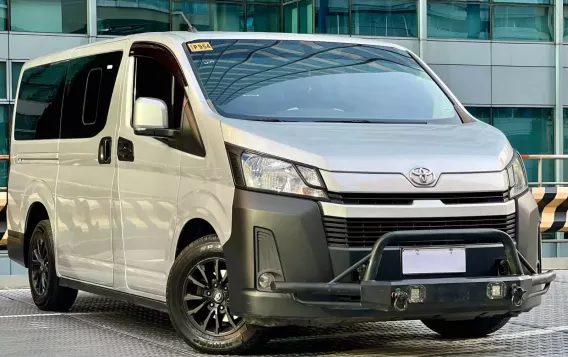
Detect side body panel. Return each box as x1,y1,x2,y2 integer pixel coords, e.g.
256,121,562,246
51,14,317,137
55,41,127,286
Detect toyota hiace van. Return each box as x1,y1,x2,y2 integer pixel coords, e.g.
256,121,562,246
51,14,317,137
7,31,555,354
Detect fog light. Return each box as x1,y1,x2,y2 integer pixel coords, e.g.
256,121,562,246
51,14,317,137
258,273,275,290
487,282,506,299
407,285,426,303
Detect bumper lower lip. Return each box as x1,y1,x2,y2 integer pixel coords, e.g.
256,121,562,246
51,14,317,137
270,228,556,313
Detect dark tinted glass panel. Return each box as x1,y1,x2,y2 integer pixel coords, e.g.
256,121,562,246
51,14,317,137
0,1,7,31
15,62,68,140
351,0,418,37
187,39,460,123
493,0,551,4
284,2,298,32
247,5,281,32
82,69,103,125
465,106,491,123
492,5,553,42
135,56,184,129
11,63,24,100
299,0,314,33
60,51,123,139
564,6,568,41
427,3,489,40
0,63,6,99
492,107,554,183
97,0,169,36
315,0,349,34
172,1,245,32
0,105,8,187
11,0,87,34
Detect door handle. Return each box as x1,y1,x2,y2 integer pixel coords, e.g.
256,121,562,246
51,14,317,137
117,137,134,162
98,136,112,164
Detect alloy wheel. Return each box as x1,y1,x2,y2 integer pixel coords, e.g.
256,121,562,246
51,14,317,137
30,232,49,296
183,257,244,336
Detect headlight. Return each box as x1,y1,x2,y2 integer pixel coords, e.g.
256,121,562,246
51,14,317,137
241,152,327,199
506,152,528,199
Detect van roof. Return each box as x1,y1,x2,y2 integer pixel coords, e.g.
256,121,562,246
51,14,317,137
21,31,411,70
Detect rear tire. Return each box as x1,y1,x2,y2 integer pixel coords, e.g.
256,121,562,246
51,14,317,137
167,234,269,354
28,219,78,311
422,315,511,338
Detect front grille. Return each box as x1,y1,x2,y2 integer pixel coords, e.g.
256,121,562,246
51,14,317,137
327,191,509,205
324,214,516,248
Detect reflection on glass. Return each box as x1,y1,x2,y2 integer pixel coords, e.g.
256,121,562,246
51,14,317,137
247,5,280,32
11,0,87,33
0,1,7,31
465,106,491,124
351,0,418,37
564,6,568,41
493,107,554,183
97,0,169,36
11,62,23,100
0,63,6,99
187,39,461,123
492,0,551,4
492,5,553,42
172,1,245,32
428,3,490,40
315,0,349,34
299,0,314,33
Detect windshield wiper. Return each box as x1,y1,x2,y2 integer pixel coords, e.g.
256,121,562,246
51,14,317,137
313,119,429,124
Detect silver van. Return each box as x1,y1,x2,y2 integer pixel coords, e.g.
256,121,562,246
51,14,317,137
7,31,556,354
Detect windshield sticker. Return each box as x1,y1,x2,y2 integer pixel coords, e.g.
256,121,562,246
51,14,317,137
188,42,213,52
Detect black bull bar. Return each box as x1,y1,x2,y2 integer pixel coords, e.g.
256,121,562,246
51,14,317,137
270,228,556,313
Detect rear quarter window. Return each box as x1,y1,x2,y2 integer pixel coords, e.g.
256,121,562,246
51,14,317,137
14,62,68,140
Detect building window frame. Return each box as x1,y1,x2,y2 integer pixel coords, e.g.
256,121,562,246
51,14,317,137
427,0,555,42
9,60,24,101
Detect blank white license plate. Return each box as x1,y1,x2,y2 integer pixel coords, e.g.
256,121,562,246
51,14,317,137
402,247,466,275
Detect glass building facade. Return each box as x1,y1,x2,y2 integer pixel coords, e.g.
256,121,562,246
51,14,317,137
0,0,566,259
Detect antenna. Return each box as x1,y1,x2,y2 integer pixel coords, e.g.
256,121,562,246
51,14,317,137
180,13,197,33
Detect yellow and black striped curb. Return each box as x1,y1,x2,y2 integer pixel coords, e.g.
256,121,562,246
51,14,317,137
533,187,568,233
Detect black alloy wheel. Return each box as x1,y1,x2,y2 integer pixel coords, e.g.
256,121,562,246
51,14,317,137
183,257,244,337
30,228,50,296
167,234,268,354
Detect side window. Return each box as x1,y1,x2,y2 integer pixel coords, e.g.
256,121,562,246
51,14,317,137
14,61,68,140
134,56,184,130
60,51,123,139
131,43,205,157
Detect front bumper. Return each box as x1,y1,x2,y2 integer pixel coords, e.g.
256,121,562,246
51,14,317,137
224,189,554,326
271,228,555,315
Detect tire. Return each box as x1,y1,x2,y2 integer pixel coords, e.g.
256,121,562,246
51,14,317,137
28,219,78,311
422,315,511,338
167,234,269,354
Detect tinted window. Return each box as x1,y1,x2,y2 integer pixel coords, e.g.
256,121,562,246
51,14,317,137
14,61,68,140
60,51,123,139
186,39,460,124
135,56,184,129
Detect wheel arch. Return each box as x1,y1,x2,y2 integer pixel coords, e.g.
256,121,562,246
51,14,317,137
20,180,56,268
23,201,50,267
172,217,218,259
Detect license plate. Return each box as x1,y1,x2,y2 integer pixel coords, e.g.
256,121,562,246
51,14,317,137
402,247,466,275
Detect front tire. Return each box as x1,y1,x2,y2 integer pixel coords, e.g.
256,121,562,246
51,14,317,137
422,315,511,338
167,234,268,354
28,219,78,311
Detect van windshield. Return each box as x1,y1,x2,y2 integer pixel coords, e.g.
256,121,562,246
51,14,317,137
186,39,461,124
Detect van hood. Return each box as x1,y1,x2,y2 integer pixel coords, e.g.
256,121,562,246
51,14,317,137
220,119,514,174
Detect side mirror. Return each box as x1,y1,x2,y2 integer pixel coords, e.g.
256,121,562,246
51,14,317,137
133,97,175,138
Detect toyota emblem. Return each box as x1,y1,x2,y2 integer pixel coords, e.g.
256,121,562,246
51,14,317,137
409,167,436,187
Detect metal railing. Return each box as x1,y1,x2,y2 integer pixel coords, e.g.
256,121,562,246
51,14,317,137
521,154,568,187
521,154,568,244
